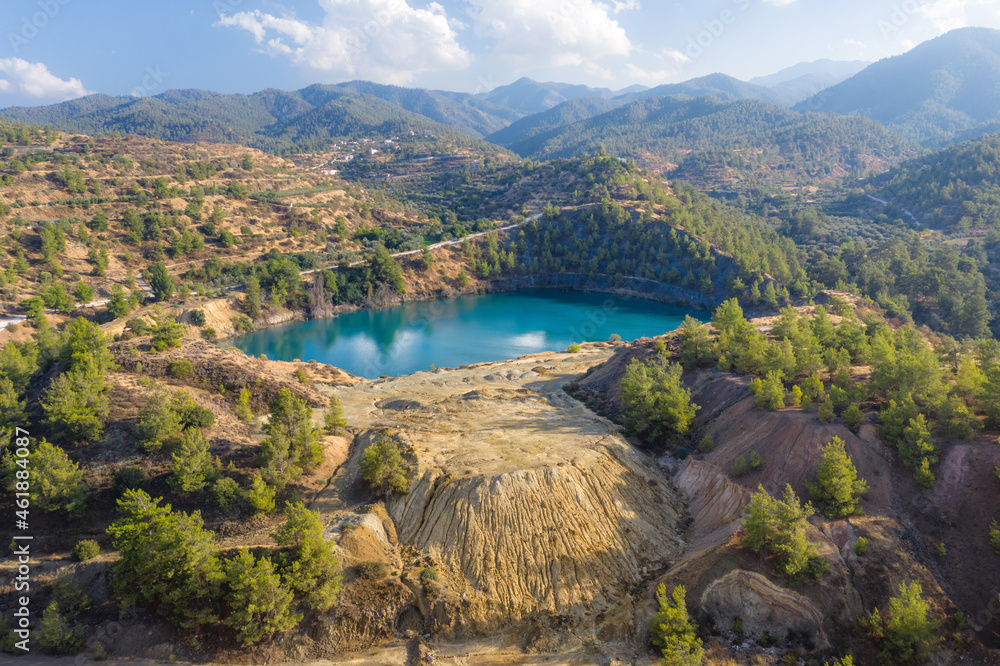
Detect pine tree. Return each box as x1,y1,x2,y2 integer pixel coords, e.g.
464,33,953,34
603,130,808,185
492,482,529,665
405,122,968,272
359,431,409,496
30,440,89,518
901,414,937,468
243,275,262,318
169,429,213,494
271,502,343,611
818,396,835,423
148,262,173,302
107,285,132,319
842,404,864,433
149,309,184,351
59,317,114,374
740,484,819,578
245,473,276,514
235,388,253,422
677,315,715,369
42,364,109,444
867,581,939,664
0,376,26,430
754,372,786,411
620,353,700,445
324,395,348,435
808,437,868,518
106,489,224,628
223,550,300,644
649,584,703,665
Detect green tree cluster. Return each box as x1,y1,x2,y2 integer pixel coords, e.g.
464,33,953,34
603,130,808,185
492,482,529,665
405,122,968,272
620,351,700,448
741,484,823,579
258,388,322,488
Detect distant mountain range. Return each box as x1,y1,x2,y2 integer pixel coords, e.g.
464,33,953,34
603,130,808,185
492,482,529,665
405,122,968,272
0,85,504,153
489,94,916,187
797,27,1000,146
5,28,1000,161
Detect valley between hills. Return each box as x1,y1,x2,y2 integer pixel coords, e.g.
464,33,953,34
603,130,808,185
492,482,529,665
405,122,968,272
7,25,1000,666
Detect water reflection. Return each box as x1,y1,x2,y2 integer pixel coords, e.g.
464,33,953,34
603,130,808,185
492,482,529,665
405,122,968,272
223,289,702,378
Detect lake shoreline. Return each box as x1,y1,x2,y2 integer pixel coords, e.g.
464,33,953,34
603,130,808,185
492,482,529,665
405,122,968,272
222,271,722,347
221,285,706,377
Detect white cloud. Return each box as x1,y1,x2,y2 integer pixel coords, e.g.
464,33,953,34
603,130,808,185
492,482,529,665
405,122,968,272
624,62,676,84
918,0,1000,32
466,0,632,67
216,0,472,84
663,48,690,64
611,0,640,12
0,59,91,105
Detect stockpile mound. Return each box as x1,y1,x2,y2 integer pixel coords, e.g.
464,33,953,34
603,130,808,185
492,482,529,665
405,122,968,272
334,348,688,630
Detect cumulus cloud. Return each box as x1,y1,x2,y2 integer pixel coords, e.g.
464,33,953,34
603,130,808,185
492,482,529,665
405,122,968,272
917,0,1000,32
216,0,472,84
0,59,91,105
466,0,632,67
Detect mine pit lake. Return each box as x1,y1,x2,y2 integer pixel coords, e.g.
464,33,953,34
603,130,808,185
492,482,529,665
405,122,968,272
221,289,702,378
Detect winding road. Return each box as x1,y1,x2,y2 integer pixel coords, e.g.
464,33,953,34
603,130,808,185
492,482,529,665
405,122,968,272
0,215,541,329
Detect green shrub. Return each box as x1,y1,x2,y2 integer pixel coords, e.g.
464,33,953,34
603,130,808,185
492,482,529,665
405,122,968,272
189,309,206,327
990,519,1000,555
697,436,715,454
933,542,947,561
854,536,870,556
235,389,254,422
818,397,835,423
842,404,864,433
201,327,217,340
566,343,581,353
355,560,388,580
731,455,750,477
168,359,194,378
749,450,764,471
114,466,148,497
420,566,438,581
360,432,409,496
232,315,254,334
179,404,215,430
245,474,276,514
71,539,100,562
210,477,240,511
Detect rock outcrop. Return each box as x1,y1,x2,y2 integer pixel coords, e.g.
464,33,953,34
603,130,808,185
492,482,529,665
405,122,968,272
700,569,828,648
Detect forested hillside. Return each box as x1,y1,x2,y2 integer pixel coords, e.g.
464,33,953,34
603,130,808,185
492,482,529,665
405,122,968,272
872,131,1000,229
504,95,917,192
797,27,1000,146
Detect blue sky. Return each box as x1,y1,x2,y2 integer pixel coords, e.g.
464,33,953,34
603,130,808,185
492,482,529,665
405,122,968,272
2,0,1000,108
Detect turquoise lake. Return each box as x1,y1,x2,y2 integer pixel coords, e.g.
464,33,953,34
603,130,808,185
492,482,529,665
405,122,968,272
222,289,702,378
